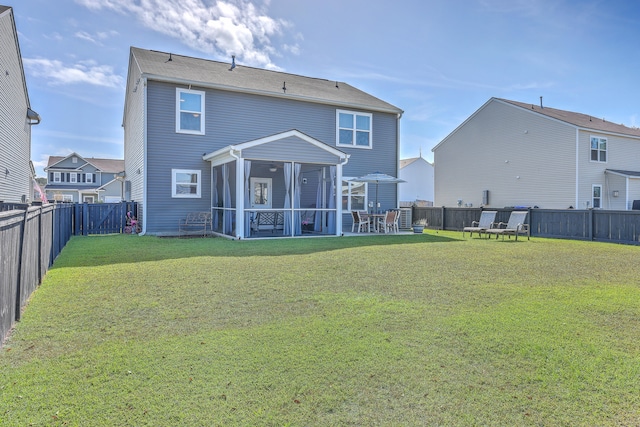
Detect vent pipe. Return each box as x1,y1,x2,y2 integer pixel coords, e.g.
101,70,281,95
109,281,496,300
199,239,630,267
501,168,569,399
539,96,543,109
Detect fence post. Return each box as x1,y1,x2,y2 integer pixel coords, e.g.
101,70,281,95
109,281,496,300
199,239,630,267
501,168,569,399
589,209,594,241
82,203,89,236
14,209,28,322
441,206,446,230
74,203,81,236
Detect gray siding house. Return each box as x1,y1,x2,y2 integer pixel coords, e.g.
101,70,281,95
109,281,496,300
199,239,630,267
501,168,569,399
433,98,640,210
0,6,40,204
44,153,125,203
123,47,403,237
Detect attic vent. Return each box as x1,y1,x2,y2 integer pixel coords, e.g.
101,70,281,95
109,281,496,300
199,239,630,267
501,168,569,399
72,157,78,163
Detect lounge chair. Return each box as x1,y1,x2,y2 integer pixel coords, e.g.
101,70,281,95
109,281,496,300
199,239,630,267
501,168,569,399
485,211,530,240
463,210,497,238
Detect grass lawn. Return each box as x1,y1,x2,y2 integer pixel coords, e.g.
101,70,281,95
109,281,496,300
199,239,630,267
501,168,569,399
1,232,639,426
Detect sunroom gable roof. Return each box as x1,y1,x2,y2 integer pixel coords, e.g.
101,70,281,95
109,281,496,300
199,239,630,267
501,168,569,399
203,129,349,166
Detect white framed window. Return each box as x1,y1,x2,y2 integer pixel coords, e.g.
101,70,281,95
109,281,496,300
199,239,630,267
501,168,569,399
592,185,602,209
72,157,78,163
172,169,201,198
62,194,73,202
590,136,607,162
176,88,205,135
336,110,372,148
85,173,93,183
341,178,367,211
70,173,77,183
53,172,61,183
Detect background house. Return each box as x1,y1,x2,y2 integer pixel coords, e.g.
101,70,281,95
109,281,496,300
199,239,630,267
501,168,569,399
433,97,640,210
44,153,124,203
399,155,434,206
0,6,40,204
123,47,403,237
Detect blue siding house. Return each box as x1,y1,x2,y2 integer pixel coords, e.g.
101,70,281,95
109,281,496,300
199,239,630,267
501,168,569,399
44,153,125,203
123,47,403,238
0,6,40,204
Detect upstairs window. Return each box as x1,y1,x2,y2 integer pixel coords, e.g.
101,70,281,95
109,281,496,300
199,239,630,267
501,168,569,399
590,136,607,162
70,173,77,183
86,173,93,183
172,169,201,198
176,88,205,135
53,172,61,183
337,110,372,148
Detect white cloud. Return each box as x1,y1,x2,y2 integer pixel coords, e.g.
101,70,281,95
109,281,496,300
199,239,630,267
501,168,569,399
37,130,122,145
75,31,97,43
74,0,294,69
22,58,124,88
74,29,119,44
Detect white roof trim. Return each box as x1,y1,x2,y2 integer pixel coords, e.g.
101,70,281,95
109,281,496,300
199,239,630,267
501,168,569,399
203,129,349,165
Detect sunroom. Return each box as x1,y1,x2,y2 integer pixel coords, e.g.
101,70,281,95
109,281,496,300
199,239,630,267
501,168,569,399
203,130,349,239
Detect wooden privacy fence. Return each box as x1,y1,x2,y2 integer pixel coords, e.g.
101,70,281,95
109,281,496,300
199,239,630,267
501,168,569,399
1,204,68,344
1,202,138,345
413,206,640,245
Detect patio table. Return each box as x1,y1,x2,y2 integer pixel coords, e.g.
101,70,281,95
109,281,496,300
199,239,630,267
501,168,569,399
368,213,386,232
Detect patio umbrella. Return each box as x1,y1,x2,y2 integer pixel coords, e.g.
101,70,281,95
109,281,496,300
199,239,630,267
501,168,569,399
350,171,405,212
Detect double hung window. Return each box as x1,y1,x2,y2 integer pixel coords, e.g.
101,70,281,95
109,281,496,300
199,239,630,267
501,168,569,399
172,169,201,198
590,136,607,162
176,88,205,134
337,110,372,148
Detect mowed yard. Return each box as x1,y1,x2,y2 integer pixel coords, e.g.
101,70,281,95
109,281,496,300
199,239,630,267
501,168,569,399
1,232,638,426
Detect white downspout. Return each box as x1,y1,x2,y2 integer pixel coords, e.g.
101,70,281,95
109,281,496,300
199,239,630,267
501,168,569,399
396,112,403,208
230,149,243,239
575,128,579,209
626,177,630,210
336,154,350,235
140,77,149,235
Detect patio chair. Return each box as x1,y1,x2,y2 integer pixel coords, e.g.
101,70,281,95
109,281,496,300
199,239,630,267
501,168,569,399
351,211,370,233
462,210,497,238
377,210,398,233
485,211,530,241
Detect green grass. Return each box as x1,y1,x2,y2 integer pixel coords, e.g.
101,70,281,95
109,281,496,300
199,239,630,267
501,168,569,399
1,232,639,426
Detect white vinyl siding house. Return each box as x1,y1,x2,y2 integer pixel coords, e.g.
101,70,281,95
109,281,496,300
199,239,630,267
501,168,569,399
399,156,434,205
433,98,640,210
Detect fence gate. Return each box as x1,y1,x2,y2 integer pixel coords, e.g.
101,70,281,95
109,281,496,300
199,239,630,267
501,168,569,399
75,202,137,235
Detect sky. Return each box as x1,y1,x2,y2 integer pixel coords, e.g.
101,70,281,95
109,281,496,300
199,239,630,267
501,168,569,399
11,0,640,177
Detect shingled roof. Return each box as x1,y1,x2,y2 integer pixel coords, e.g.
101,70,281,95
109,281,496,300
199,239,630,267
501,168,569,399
498,98,640,138
129,47,403,115
47,156,124,172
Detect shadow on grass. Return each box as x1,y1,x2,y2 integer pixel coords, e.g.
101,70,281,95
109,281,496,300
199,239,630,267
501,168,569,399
51,232,462,268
